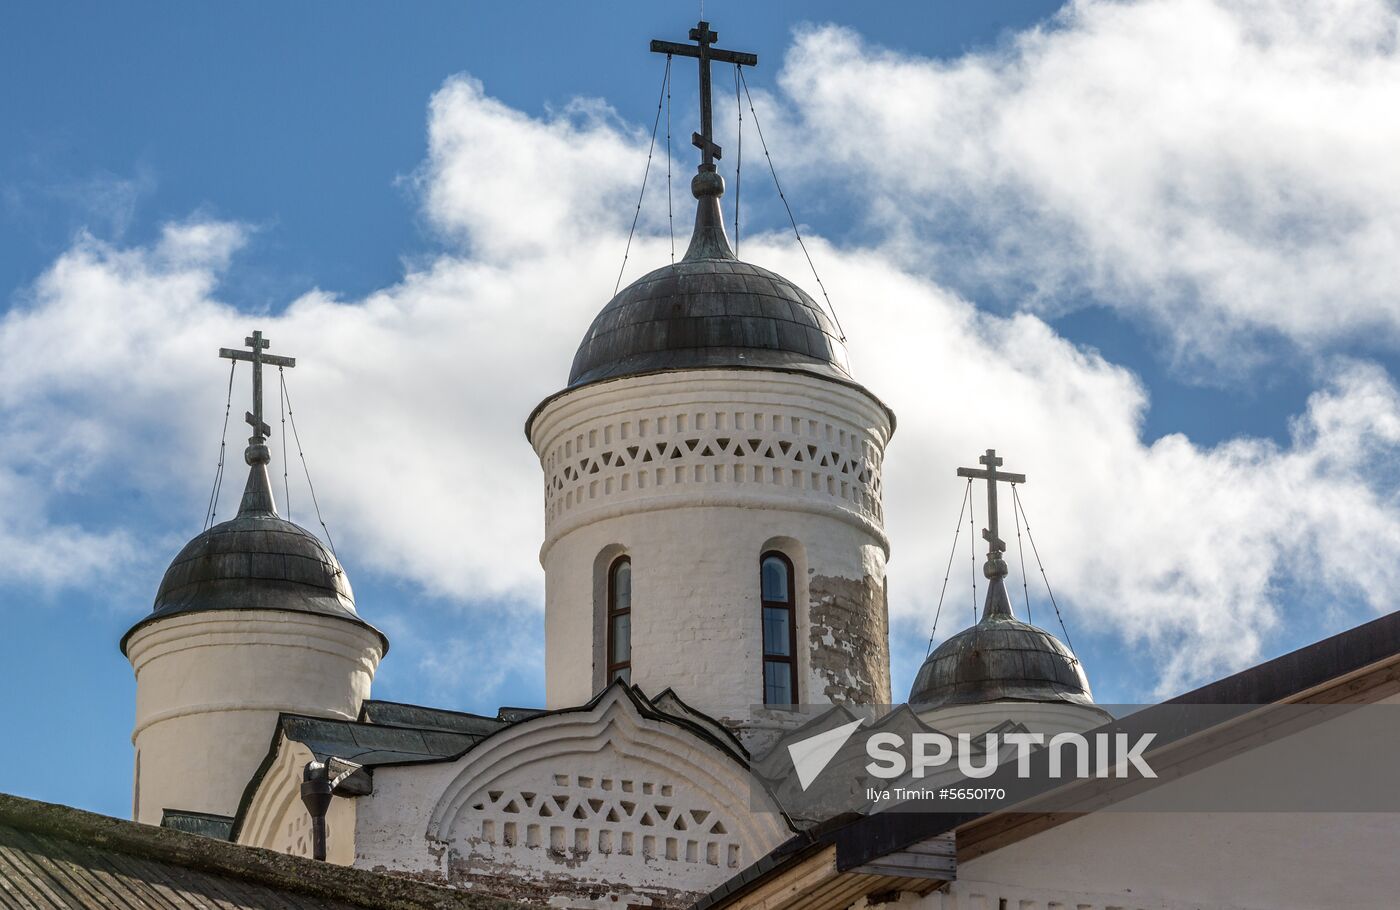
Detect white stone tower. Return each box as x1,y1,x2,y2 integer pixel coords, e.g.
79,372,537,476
122,332,386,825
526,21,896,726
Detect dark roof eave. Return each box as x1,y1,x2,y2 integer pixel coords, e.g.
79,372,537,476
524,364,897,441
120,606,389,657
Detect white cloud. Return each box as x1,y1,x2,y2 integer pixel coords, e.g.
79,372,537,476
744,234,1400,695
0,465,137,591
421,77,661,259
0,78,655,608
775,0,1400,368
376,606,545,710
4,22,1400,701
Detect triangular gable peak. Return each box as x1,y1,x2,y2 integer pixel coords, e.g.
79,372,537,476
234,681,792,907
392,683,789,905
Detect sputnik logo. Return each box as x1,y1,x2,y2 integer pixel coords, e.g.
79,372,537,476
787,718,865,790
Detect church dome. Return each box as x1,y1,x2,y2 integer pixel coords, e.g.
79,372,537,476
121,454,387,655
566,170,852,390
568,258,851,388
909,579,1092,709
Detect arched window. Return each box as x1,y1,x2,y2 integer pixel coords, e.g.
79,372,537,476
607,556,632,684
760,552,797,705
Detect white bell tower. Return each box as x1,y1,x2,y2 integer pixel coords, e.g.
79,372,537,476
527,19,895,728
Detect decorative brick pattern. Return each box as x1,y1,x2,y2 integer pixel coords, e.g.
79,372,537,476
465,773,742,871
542,406,884,531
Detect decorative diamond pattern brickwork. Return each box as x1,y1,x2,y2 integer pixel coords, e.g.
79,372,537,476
543,407,884,531
467,774,743,870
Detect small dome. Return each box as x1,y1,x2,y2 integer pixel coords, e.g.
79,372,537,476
568,258,851,388
152,512,356,618
909,580,1092,709
121,460,386,654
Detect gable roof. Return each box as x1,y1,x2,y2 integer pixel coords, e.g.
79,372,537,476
277,714,490,768
232,680,755,842
691,607,1400,910
0,792,517,910
356,700,510,736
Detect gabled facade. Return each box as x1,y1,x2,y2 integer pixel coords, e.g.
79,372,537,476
234,684,791,907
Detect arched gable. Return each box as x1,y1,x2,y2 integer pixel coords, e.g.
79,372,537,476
425,686,790,904
237,732,358,866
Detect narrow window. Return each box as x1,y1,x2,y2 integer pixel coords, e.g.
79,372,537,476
607,556,632,684
760,552,798,705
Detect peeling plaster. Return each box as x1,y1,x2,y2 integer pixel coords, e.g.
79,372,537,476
809,573,891,704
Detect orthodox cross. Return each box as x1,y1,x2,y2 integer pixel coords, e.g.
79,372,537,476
651,21,757,168
956,449,1026,577
219,330,296,443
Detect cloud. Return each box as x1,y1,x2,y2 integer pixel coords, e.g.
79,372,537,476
4,19,1400,701
376,606,545,710
0,465,137,591
0,78,649,610
743,234,1400,695
420,77,662,259
775,0,1400,369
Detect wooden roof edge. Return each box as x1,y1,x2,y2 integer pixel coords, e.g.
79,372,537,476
0,792,519,910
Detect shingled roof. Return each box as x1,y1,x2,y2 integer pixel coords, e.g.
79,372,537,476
0,793,519,910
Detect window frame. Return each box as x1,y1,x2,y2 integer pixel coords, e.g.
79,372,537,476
606,555,632,683
759,551,799,705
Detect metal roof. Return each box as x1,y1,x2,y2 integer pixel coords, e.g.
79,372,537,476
121,463,387,655
568,258,853,388
566,172,851,390
0,793,516,910
279,714,493,769
159,809,235,841
908,577,1093,708
357,700,509,737
231,681,758,845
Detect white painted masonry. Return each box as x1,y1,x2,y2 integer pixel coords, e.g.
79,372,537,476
125,610,382,825
238,735,359,866
350,687,791,905
902,813,1400,910
528,369,895,719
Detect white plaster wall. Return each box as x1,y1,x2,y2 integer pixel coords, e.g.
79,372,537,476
906,701,1400,908
906,812,1400,910
545,506,884,719
238,737,359,866
529,370,894,718
352,689,791,905
125,610,381,824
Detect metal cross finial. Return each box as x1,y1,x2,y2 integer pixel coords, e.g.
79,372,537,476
651,20,757,170
219,330,296,462
956,448,1027,580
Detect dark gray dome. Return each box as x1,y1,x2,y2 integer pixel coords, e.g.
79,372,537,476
121,461,386,655
566,167,851,389
152,512,356,618
568,258,852,388
909,579,1092,709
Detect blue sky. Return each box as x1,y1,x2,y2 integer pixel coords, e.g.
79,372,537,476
4,1,1400,819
